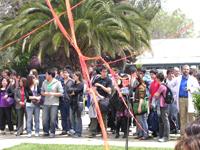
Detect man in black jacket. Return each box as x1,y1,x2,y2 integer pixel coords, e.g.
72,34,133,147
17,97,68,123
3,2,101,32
89,66,112,137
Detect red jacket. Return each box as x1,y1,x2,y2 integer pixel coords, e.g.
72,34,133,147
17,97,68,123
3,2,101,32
149,80,160,104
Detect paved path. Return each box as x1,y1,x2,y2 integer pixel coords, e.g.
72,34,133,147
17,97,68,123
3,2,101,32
0,133,178,150
0,113,178,150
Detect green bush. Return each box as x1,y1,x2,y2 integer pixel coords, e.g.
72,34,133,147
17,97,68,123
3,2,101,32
193,92,200,115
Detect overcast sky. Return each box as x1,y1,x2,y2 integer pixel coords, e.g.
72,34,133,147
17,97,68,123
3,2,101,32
162,0,200,35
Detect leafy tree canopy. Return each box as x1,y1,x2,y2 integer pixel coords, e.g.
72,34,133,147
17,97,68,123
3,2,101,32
149,8,194,39
0,0,159,72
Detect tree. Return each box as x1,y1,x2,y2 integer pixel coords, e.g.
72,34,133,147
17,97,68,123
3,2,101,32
130,0,161,21
0,0,37,21
149,9,194,39
0,0,151,70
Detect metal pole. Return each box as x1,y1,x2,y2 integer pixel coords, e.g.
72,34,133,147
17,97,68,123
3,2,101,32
125,94,129,150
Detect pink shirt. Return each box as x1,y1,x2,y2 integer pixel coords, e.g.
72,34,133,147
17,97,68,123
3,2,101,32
155,84,167,107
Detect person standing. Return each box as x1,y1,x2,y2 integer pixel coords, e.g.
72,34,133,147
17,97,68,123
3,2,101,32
60,69,74,135
133,73,149,140
68,71,84,137
41,69,63,138
0,78,14,135
148,69,159,137
26,75,41,137
165,69,179,133
154,72,170,142
114,73,131,138
172,65,199,135
89,66,112,137
15,77,28,136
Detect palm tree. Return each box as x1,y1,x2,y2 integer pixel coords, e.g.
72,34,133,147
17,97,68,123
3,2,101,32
0,0,151,70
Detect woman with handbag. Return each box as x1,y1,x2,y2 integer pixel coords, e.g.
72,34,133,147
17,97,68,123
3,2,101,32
0,78,14,135
25,75,41,137
133,73,149,140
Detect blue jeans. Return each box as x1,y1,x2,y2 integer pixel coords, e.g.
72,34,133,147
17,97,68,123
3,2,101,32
26,105,40,134
42,105,58,134
137,113,148,138
60,99,71,132
70,102,83,136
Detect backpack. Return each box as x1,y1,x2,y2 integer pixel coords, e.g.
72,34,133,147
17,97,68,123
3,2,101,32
147,110,159,132
161,83,174,104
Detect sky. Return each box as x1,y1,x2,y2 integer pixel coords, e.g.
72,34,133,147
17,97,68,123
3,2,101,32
162,0,200,36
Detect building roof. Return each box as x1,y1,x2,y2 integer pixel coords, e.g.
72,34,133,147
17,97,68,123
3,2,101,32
135,38,200,65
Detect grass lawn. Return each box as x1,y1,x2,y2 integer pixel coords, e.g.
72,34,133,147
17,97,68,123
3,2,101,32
5,144,173,150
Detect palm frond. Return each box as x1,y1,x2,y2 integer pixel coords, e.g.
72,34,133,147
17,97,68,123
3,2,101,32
63,40,70,58
52,32,63,51
29,29,50,51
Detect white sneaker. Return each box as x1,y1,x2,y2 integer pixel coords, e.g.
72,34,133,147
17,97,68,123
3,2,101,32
27,133,32,138
158,137,168,142
35,133,39,137
67,129,75,136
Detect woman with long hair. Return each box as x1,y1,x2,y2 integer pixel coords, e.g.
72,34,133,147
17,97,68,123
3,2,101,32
68,71,84,137
15,77,28,136
26,75,41,137
0,78,14,134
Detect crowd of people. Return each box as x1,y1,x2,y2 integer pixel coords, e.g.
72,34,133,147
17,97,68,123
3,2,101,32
0,64,200,146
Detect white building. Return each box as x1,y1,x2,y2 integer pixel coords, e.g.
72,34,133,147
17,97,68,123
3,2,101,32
135,38,200,69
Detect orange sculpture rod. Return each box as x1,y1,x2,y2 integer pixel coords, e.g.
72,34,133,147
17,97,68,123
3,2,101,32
45,0,109,150
100,57,147,133
65,1,109,149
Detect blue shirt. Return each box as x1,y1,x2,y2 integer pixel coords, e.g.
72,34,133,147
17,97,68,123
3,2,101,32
179,75,188,98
